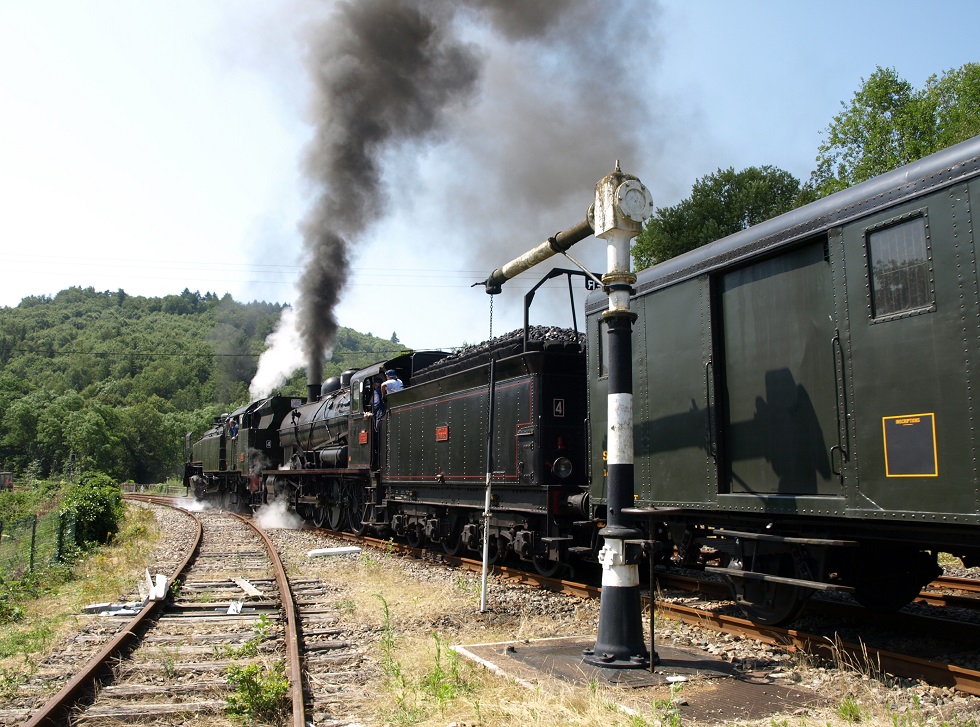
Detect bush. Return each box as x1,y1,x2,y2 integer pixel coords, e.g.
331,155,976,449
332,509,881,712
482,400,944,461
59,473,122,547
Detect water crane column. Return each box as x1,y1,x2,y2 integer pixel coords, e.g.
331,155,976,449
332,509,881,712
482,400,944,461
582,163,654,668
478,162,654,668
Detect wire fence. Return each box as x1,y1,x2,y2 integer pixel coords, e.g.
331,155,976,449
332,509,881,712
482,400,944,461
119,482,187,496
0,510,76,578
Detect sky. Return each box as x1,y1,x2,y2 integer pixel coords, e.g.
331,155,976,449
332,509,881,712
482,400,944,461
1,0,978,360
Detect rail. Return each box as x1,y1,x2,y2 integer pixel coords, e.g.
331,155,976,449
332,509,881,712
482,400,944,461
24,499,202,726
231,511,307,727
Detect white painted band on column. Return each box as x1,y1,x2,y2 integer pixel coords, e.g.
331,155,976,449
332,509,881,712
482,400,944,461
607,392,633,465
603,564,640,588
598,541,640,587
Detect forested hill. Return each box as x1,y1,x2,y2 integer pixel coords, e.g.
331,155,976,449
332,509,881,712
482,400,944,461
0,287,407,483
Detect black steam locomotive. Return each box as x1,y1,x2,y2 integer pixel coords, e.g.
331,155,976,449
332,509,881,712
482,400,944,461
187,134,980,624
184,327,593,576
587,133,980,624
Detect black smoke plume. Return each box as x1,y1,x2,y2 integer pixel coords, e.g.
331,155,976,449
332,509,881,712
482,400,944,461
297,0,482,384
297,0,654,380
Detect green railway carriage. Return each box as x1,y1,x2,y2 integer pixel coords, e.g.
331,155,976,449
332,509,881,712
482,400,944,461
587,134,980,624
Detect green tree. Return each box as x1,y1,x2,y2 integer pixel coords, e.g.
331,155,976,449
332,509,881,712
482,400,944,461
631,166,807,269
65,404,129,481
811,64,980,196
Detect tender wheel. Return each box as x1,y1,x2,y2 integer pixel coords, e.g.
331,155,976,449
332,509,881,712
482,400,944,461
727,551,811,626
532,556,561,577
406,524,424,548
442,527,465,556
441,511,465,556
477,535,500,565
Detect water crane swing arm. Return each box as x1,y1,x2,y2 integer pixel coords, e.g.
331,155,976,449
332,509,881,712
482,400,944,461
475,217,595,295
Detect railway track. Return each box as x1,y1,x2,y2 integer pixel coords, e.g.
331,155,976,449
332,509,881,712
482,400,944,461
93,497,980,706
312,524,980,698
22,503,312,726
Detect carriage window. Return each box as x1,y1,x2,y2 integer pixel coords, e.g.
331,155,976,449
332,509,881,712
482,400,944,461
867,215,932,318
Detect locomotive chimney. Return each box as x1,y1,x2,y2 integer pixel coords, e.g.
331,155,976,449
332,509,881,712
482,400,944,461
307,362,321,403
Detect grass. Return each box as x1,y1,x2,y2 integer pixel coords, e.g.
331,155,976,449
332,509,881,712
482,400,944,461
225,659,289,723
279,536,980,727
0,502,160,699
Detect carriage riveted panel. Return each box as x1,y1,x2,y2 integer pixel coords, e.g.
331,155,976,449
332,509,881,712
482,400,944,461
841,184,978,521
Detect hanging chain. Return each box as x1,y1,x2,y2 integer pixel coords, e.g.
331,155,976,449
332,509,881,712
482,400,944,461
488,293,494,341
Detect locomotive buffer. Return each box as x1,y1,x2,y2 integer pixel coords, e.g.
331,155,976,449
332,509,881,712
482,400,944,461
481,163,656,669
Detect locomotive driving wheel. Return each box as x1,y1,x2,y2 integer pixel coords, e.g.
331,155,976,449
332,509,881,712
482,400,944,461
346,482,367,535
324,479,343,531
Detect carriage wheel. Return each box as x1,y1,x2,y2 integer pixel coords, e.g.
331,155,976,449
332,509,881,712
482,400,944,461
727,551,811,626
853,545,940,612
532,555,561,578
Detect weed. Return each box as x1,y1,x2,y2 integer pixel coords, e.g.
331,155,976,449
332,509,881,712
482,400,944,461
452,574,478,596
838,695,863,723
159,647,178,680
253,613,272,641
650,682,684,727
221,614,274,659
225,661,289,723
167,577,183,602
336,597,356,616
420,633,468,712
374,593,403,685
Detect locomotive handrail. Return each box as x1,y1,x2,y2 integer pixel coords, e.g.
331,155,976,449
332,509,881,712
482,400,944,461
704,358,716,461
831,330,849,481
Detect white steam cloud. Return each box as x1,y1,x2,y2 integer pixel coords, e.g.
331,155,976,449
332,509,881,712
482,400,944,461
250,306,331,399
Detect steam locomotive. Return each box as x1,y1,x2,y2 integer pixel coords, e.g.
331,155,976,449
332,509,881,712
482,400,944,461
184,327,593,576
187,133,980,623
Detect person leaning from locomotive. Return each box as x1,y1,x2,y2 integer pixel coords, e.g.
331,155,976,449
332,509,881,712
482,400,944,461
381,369,403,397
371,378,384,429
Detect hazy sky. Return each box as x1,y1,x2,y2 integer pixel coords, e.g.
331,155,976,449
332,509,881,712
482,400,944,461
1,1,978,354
